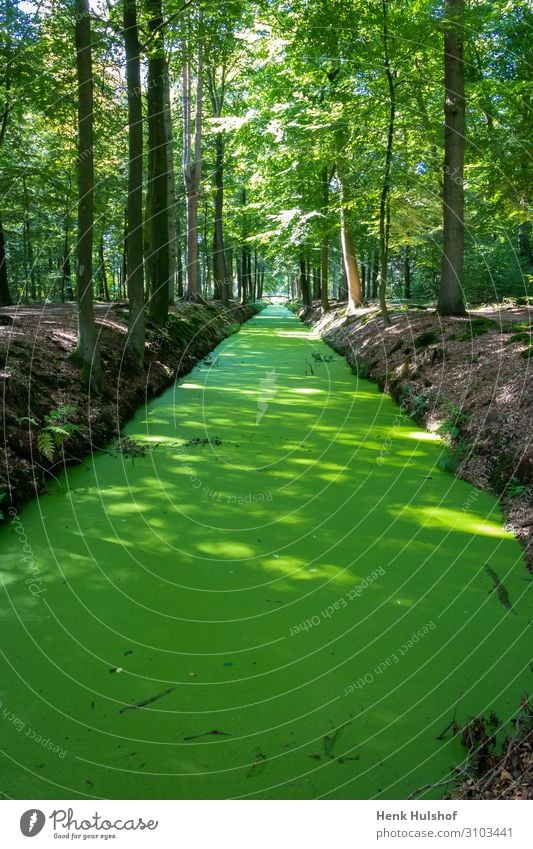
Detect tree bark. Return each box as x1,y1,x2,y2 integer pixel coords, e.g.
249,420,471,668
299,252,311,306
0,213,10,306
124,0,145,362
371,251,379,298
320,165,330,310
163,63,176,304
438,0,467,315
378,0,394,327
145,0,169,324
338,175,362,311
74,0,103,392
404,244,412,299
182,24,203,298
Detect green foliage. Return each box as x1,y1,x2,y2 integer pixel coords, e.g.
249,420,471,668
399,385,433,419
458,318,497,341
436,441,469,475
17,406,79,462
438,404,470,442
505,477,530,498
413,331,439,348
505,331,530,344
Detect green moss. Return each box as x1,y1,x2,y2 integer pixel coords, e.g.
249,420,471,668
413,330,439,348
506,331,531,345
459,317,497,340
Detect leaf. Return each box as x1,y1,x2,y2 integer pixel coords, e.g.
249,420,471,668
37,431,55,461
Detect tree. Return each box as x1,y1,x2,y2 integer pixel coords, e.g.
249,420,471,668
438,0,467,315
124,0,145,365
182,12,203,298
74,0,103,392
145,0,169,325
378,0,394,326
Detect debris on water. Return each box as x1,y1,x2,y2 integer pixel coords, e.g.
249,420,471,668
436,710,459,740
184,436,223,447
184,729,233,741
484,564,516,613
323,719,353,761
119,687,175,714
246,749,267,778
113,437,146,459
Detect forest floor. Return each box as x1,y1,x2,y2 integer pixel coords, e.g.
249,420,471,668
0,300,255,514
297,301,533,569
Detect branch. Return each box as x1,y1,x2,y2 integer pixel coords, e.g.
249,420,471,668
141,0,196,52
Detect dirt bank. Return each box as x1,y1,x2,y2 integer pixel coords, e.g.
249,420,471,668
295,301,533,567
0,300,257,514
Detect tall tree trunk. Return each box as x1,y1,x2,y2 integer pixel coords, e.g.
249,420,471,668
0,213,10,306
60,199,71,304
146,0,169,324
320,165,330,311
182,25,203,298
124,0,145,362
404,244,412,299
163,63,176,304
438,0,466,315
22,177,36,300
379,0,394,327
371,252,379,298
74,0,103,392
176,214,184,298
99,235,110,301
338,174,362,311
299,252,311,306
361,260,366,299
212,130,226,303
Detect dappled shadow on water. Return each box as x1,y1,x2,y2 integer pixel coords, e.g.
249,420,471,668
0,306,529,801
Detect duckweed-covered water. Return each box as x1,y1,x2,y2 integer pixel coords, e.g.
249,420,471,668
0,306,530,799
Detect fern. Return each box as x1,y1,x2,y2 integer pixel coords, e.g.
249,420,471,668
37,430,55,460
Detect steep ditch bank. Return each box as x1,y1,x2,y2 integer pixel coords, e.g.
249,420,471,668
293,302,533,567
0,300,260,513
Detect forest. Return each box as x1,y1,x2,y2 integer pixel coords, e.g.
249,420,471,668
0,0,532,807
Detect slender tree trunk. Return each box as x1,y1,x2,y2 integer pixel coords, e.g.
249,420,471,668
371,252,379,298
176,215,184,298
0,213,10,306
320,165,330,310
182,26,203,298
404,244,412,299
163,63,176,304
379,0,394,327
124,0,145,362
145,0,169,324
99,235,110,301
299,252,311,306
60,205,71,304
74,0,103,391
212,131,227,303
438,0,466,315
338,175,362,311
